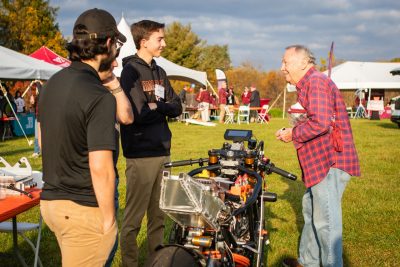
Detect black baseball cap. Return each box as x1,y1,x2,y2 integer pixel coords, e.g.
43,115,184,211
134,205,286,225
73,8,126,42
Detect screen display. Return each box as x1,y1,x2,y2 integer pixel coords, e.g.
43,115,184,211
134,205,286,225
224,129,252,141
227,130,250,137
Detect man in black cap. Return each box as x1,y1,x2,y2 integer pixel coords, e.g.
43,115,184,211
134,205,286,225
38,8,132,266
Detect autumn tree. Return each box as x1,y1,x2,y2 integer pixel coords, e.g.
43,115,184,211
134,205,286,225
162,22,203,69
197,44,231,86
0,0,67,56
162,21,231,87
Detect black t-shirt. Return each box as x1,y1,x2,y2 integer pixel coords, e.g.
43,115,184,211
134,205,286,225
38,61,116,207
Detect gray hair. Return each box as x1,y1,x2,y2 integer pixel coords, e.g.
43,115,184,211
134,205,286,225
285,45,316,65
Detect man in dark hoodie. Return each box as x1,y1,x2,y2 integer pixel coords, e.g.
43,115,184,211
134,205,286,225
119,20,182,267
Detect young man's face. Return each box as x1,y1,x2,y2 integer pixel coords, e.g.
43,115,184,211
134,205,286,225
142,28,166,58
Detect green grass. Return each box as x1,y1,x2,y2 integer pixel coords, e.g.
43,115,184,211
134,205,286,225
0,118,399,266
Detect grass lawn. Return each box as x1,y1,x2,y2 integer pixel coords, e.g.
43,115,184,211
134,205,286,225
0,118,399,266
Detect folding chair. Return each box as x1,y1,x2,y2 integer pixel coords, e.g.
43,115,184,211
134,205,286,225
0,214,43,267
180,111,190,121
237,105,250,124
257,105,270,124
224,106,234,124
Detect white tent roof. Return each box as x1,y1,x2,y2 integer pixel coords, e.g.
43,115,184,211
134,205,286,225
325,61,400,90
0,45,61,80
114,17,207,86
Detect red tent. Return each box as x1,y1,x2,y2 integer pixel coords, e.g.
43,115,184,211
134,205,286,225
30,46,70,68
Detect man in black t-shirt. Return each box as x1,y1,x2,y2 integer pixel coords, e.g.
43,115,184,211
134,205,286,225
38,8,130,266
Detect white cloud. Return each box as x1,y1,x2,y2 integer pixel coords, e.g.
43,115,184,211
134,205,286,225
339,35,360,45
355,24,366,32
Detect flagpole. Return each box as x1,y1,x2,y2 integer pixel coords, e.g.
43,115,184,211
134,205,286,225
328,41,334,78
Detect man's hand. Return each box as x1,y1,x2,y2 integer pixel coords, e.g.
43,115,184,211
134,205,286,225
102,74,120,92
148,102,157,110
103,218,115,234
275,127,293,143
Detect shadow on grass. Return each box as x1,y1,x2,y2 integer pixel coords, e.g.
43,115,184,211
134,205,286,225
0,224,60,267
267,177,304,267
376,122,399,129
0,148,32,157
270,178,352,267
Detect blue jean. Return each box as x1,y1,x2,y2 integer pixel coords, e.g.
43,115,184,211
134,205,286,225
298,168,351,267
34,119,40,154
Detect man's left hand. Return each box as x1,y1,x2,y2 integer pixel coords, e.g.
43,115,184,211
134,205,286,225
148,103,157,110
102,74,120,91
275,127,293,143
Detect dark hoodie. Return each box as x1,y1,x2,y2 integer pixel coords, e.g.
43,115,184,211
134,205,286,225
120,54,182,158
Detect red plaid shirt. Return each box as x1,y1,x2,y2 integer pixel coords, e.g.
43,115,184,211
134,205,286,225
293,67,360,188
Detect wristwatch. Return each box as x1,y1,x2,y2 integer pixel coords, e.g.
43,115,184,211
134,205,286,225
110,86,123,95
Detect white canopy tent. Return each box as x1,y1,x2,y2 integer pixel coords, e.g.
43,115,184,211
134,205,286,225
0,45,61,80
114,17,207,86
324,61,400,119
325,61,400,90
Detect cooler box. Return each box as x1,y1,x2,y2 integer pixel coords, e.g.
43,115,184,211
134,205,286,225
12,113,35,136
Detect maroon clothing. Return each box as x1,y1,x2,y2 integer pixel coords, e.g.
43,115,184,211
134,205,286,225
292,67,360,188
198,90,211,103
241,92,251,105
218,88,227,105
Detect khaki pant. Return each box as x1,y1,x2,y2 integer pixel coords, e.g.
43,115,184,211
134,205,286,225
219,104,226,122
40,200,117,267
120,156,169,267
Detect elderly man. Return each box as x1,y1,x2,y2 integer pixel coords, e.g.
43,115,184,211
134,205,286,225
276,45,360,267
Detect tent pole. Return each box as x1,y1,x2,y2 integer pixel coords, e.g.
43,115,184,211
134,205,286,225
21,80,38,98
267,91,283,113
0,82,33,146
206,80,219,100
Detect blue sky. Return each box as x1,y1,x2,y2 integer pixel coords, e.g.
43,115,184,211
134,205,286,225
49,0,400,71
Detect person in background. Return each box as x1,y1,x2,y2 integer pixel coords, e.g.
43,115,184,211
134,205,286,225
241,86,251,106
119,19,182,267
209,92,217,119
218,81,228,123
0,84,16,116
38,8,127,266
277,45,360,267
226,86,237,106
196,86,211,122
32,81,42,158
14,90,25,113
179,84,188,121
249,84,260,122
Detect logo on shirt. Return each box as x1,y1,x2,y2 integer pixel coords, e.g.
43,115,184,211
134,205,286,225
141,80,164,92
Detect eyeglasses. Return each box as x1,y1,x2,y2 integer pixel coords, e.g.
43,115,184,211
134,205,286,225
115,40,123,58
115,40,123,50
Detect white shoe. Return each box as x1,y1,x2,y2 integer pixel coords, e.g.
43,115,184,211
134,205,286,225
31,152,40,158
